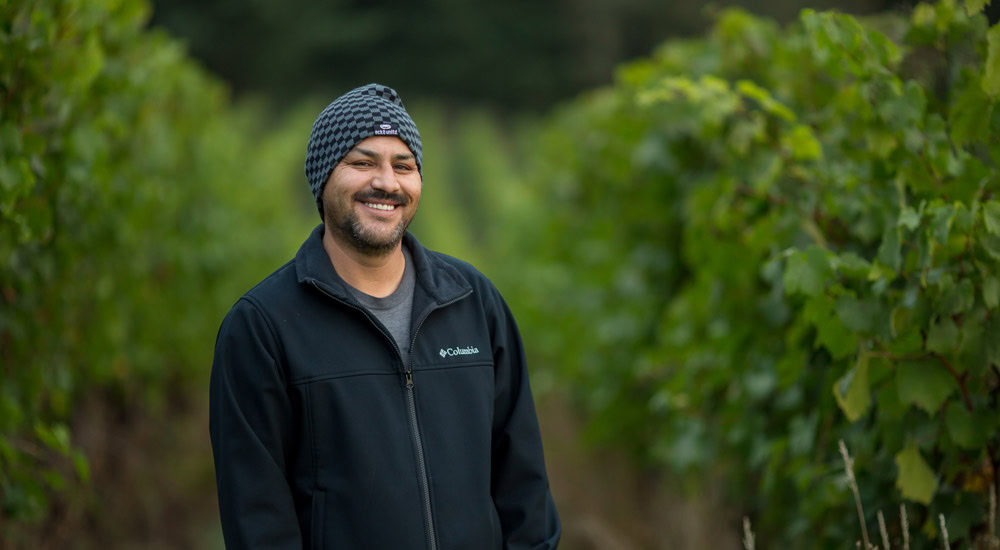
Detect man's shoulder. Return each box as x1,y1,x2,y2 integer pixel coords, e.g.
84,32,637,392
419,247,510,314
422,248,497,292
233,257,304,313
425,249,486,281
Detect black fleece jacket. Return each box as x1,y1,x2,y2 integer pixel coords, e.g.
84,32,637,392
209,225,560,549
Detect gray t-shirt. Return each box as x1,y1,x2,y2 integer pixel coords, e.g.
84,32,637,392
347,245,416,364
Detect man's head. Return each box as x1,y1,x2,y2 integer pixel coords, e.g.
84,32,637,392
320,135,421,256
305,83,423,219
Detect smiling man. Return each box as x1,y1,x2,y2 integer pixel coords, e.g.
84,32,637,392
209,84,561,549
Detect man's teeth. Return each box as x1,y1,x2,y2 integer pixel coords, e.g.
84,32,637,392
363,202,396,211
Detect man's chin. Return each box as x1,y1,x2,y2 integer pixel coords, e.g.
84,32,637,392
346,225,407,256
324,208,411,257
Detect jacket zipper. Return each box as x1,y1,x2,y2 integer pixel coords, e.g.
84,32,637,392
309,279,471,550
401,289,470,550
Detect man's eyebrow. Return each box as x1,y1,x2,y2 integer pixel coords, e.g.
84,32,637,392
349,147,414,162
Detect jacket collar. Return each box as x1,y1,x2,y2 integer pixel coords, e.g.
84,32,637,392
294,224,472,306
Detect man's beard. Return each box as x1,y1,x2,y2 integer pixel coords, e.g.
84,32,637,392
325,189,413,257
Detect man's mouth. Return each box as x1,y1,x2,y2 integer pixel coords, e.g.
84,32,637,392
362,202,396,211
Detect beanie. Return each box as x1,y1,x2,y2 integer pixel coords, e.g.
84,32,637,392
304,83,423,218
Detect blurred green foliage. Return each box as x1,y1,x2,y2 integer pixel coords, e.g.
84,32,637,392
5,0,1000,548
503,0,1000,547
0,0,313,535
148,0,929,111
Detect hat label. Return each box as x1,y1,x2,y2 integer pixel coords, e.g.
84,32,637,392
374,122,399,136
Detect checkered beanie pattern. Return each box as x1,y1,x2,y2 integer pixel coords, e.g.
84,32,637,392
305,83,422,217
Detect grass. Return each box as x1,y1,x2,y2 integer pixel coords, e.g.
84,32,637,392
739,440,999,550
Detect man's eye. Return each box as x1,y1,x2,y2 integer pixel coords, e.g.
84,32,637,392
394,164,413,171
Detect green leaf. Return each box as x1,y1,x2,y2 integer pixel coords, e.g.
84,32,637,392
983,276,999,309
965,0,989,15
891,305,911,339
878,382,907,419
926,317,959,354
835,296,875,332
944,402,983,449
896,359,956,414
72,451,91,483
984,201,1000,235
833,354,871,421
954,202,974,232
985,23,1000,98
938,279,975,314
930,203,954,245
835,253,871,278
958,314,991,376
804,296,858,359
878,224,902,271
981,233,1000,261
736,79,796,122
781,124,822,160
895,445,938,504
899,206,921,231
988,317,1000,365
34,422,71,455
950,74,992,147
784,246,832,296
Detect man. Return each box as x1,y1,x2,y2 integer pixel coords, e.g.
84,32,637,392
209,83,561,549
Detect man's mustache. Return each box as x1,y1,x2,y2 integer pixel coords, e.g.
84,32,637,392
354,189,409,205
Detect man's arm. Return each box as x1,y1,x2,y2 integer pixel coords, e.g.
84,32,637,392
209,298,303,549
489,289,562,549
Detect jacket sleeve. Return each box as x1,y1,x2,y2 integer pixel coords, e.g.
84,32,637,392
209,297,303,549
488,289,562,549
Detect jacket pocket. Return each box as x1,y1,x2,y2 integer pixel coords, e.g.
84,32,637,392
311,490,326,550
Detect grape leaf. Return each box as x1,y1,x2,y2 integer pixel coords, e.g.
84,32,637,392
878,224,902,271
804,296,858,359
981,233,1000,261
930,202,953,245
833,354,871,421
965,0,989,15
835,296,875,332
895,445,938,504
784,246,832,296
944,402,984,449
984,201,1000,235
938,279,975,315
896,359,956,414
926,317,959,354
782,125,822,160
983,276,999,309
899,206,921,230
985,23,1000,98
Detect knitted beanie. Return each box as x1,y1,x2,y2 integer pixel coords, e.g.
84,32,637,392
304,83,423,217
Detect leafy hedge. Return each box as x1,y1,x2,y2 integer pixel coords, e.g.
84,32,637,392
513,0,1000,546
0,0,312,530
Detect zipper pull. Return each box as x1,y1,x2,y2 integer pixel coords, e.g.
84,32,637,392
405,370,414,388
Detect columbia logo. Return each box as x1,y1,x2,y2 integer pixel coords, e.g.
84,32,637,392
438,346,480,358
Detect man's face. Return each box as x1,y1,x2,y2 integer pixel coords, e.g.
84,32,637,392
321,136,422,257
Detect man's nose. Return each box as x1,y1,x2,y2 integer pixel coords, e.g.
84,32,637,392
369,162,400,191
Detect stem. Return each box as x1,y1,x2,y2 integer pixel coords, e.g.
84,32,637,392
989,483,996,550
742,516,755,550
878,510,891,550
901,504,910,550
938,514,950,550
934,354,974,411
841,440,871,550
